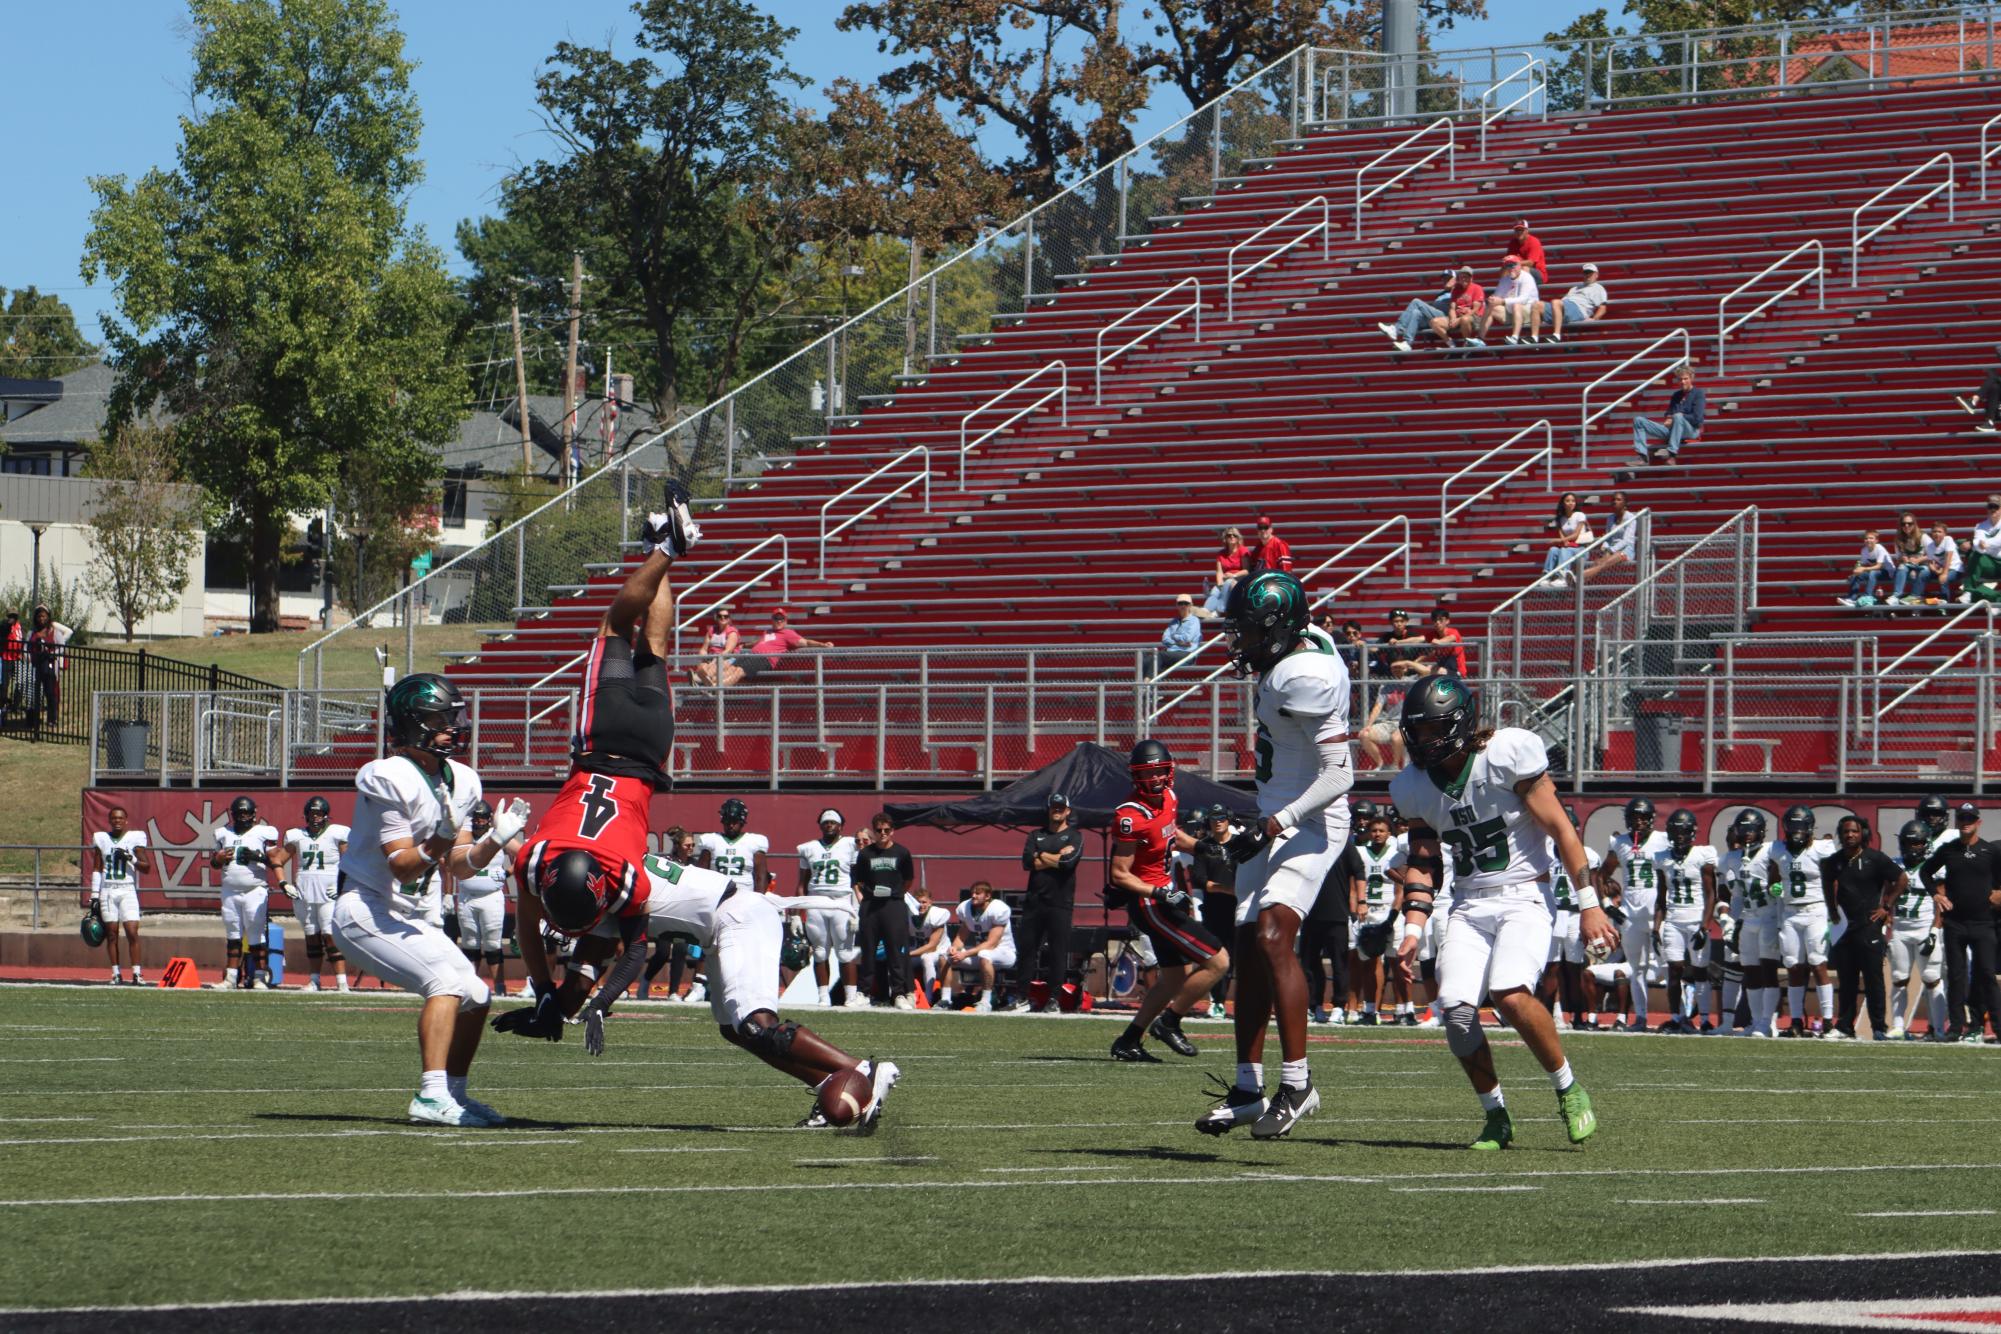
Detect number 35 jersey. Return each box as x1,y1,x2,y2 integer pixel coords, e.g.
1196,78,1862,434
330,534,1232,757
1389,728,1555,895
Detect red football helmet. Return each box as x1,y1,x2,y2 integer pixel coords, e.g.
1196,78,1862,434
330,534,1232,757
1129,738,1174,801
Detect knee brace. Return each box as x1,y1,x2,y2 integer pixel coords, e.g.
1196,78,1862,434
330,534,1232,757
459,944,480,963
458,977,492,1011
731,1016,800,1061
325,942,344,962
483,949,504,967
305,938,325,960
1443,1003,1485,1057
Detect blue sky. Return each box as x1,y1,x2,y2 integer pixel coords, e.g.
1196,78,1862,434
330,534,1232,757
3,1,1601,340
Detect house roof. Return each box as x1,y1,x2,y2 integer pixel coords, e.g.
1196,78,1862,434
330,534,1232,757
0,362,117,447
1786,20,1983,84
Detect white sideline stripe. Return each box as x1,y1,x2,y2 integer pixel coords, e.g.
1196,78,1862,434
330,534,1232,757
612,1147,752,1155
0,1081,1118,1097
0,1057,121,1063
1610,1085,1979,1097
1389,1186,1542,1194
1617,1198,1766,1206
0,1116,95,1123
443,1139,579,1147
983,1166,1130,1174
1853,1209,1997,1218
5,1249,2000,1317
794,1156,938,1166
0,1128,596,1148
8,1160,2001,1209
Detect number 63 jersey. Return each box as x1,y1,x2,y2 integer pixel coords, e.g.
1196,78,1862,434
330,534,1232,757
1389,728,1556,895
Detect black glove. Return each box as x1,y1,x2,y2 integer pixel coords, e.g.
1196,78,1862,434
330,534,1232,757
1157,885,1192,912
491,990,565,1041
1224,823,1269,865
583,1009,607,1057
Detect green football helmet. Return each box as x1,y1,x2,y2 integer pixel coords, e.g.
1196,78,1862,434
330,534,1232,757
79,904,106,948
1222,570,1310,675
384,673,468,757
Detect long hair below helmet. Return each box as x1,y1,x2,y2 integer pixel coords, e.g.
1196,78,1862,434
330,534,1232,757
1399,676,1477,771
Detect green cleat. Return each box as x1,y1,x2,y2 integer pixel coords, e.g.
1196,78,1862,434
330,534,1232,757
1470,1106,1513,1151
1558,1082,1597,1144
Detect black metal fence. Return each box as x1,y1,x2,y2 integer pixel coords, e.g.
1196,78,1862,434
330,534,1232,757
0,646,270,746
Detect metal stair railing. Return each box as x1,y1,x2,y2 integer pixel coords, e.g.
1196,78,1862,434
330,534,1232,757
958,362,1069,486
1095,279,1200,404
1851,153,1955,284
1438,420,1553,562
1716,240,1824,374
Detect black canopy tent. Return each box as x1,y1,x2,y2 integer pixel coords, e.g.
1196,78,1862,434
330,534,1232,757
884,743,1255,833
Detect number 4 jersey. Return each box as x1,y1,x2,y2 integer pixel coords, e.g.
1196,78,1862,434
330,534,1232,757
1389,728,1556,894
519,768,655,902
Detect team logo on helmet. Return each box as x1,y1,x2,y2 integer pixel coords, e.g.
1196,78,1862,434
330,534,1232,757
1222,570,1310,676
229,796,258,830
1399,676,1477,771
1782,804,1815,851
1918,794,1950,834
1666,808,1697,854
1898,818,1930,862
470,800,494,836
303,795,331,834
385,673,469,757
1624,797,1656,832
534,847,628,935
720,798,750,826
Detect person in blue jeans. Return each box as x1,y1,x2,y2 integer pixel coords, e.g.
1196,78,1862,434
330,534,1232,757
1379,273,1454,351
1631,365,1705,462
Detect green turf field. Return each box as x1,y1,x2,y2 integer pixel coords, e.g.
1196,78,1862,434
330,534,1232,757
3,986,2000,1311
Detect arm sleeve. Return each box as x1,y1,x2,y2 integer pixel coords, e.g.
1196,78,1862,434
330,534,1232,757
1021,833,1037,871
1275,733,1355,831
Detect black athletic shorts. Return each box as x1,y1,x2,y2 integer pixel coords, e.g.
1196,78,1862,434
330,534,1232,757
1131,898,1223,967
571,635,674,784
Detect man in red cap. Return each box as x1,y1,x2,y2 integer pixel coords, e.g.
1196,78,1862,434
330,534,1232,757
1250,515,1294,574
715,607,836,687
1510,219,1548,286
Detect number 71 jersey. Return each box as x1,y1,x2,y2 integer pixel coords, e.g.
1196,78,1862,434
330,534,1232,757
1388,728,1556,895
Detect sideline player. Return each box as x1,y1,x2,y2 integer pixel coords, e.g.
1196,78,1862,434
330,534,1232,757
1726,809,1782,1036
283,796,350,991
1108,740,1229,1062
1655,809,1718,1033
90,805,151,985
1348,810,1402,1025
1540,804,1600,1029
941,881,1016,1011
698,799,769,897
797,810,863,1008
1389,676,1614,1148
332,674,531,1125
453,801,523,1000
1198,571,1352,1140
1596,797,1667,1031
503,849,900,1131
209,797,286,989
1888,818,1945,1039
1769,805,1837,1037
907,886,952,1001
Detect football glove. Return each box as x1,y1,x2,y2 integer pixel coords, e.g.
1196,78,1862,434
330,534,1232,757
583,1008,607,1057
491,990,565,1041
487,797,531,846
280,881,301,902
1224,824,1269,865
430,784,460,840
1157,886,1192,912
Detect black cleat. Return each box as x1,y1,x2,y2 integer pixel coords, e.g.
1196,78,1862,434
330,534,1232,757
1251,1082,1321,1140
1149,1014,1199,1058
1357,1012,1379,1027
1397,1013,1418,1027
1110,1037,1162,1063
642,480,702,558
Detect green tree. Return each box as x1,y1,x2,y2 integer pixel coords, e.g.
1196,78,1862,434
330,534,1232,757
0,287,97,381
81,0,467,633
82,424,206,642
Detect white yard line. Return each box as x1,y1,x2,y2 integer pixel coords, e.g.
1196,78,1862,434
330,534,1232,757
1852,1208,1996,1218
1389,1185,1542,1194
612,1147,752,1155
1617,1198,1766,1206
794,1156,939,1167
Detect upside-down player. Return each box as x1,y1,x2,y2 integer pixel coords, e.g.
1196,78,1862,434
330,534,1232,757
1389,676,1614,1149
1198,571,1353,1140
1107,739,1229,1063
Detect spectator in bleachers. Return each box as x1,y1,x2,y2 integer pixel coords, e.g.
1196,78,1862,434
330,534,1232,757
1970,497,2001,605
687,606,741,686
1540,492,1593,585
1379,270,1455,352
1202,526,1249,618
1360,682,1408,770
1337,620,1367,680
1922,522,1964,605
1509,218,1548,286
1149,595,1204,677
1531,262,1609,343
1426,608,1467,677
1968,353,2001,433
1888,512,1930,605
1440,266,1486,347
714,608,834,687
1374,609,1426,678
1482,255,1540,345
1631,365,1705,464
1837,530,1896,607
1249,514,1293,573
1582,490,1638,579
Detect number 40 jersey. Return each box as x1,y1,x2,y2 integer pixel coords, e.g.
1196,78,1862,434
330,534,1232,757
1389,728,1556,894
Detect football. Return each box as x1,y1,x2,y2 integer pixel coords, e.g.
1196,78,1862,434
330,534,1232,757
1584,937,1613,965
817,1066,872,1128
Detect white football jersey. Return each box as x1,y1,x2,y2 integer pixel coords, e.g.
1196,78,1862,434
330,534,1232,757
1355,839,1404,923
454,840,511,899
1251,629,1351,824
796,836,858,897
1655,843,1718,923
699,830,769,893
93,831,148,888
955,896,1014,949
1926,827,1960,860
213,822,282,894
1723,843,1777,923
1608,830,1670,915
342,755,483,918
1388,728,1554,895
1769,837,1839,915
1891,853,1932,930
1553,846,1602,913
284,825,349,901
906,892,951,941
638,853,733,944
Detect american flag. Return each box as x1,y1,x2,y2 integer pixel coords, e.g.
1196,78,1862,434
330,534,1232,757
600,351,618,462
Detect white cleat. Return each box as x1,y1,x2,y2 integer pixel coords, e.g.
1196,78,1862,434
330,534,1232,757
1885,1024,1906,1040
893,995,916,1011
407,1095,476,1127
844,991,871,1010
855,1058,900,1134
458,1096,508,1127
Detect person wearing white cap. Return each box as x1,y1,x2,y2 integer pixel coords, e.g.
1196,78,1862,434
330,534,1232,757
1150,594,1204,678
797,808,863,1007
1531,263,1610,343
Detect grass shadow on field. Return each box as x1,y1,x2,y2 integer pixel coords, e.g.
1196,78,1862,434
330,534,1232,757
1043,1145,1224,1165
252,1111,748,1134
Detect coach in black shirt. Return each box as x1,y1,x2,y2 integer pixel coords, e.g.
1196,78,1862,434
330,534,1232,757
1919,803,2001,1041
854,813,917,1006
1195,805,1241,1013
1017,794,1084,1008
1820,816,1901,1038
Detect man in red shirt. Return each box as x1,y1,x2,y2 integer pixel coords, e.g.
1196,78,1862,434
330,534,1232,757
1250,515,1294,574
1108,739,1230,1062
717,608,835,686
1436,266,1486,346
1427,608,1467,677
1510,218,1548,286
0,611,20,724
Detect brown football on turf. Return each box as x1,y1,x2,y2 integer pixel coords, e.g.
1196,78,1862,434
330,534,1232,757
817,1066,872,1127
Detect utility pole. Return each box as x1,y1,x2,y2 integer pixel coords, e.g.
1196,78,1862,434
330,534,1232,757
510,301,532,475
562,251,583,489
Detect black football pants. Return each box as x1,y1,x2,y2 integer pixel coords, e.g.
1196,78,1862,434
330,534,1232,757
1829,927,1887,1035
1203,892,1238,1004
1943,922,2001,1034
1300,912,1349,1013
1014,890,1074,991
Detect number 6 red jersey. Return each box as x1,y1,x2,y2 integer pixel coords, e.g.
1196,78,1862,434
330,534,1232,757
1114,789,1178,890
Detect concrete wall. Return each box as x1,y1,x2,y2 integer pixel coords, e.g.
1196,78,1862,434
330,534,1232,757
0,517,206,639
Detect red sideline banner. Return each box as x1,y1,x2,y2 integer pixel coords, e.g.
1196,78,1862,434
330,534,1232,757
82,788,1962,913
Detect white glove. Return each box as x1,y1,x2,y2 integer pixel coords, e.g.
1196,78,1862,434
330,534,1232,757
430,783,460,839
488,797,531,846
280,881,301,901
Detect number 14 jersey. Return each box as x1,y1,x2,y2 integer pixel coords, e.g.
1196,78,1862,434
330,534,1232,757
1389,728,1555,895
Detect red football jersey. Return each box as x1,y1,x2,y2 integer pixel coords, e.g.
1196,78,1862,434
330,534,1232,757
516,768,653,895
1114,789,1178,889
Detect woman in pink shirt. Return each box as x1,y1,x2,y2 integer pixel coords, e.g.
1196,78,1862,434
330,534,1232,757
1202,526,1249,617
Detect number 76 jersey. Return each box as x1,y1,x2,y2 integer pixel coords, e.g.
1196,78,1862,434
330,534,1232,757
1389,728,1557,895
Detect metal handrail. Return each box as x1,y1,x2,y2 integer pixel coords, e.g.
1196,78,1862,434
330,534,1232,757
1439,420,1554,561
1355,118,1454,238
819,445,929,576
1578,327,1691,466
958,362,1068,486
1716,240,1824,374
1851,152,1955,284
1225,198,1329,320
1477,56,1546,158
1982,110,2001,200
1881,600,1997,679
1096,279,1201,403
1875,632,1996,722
